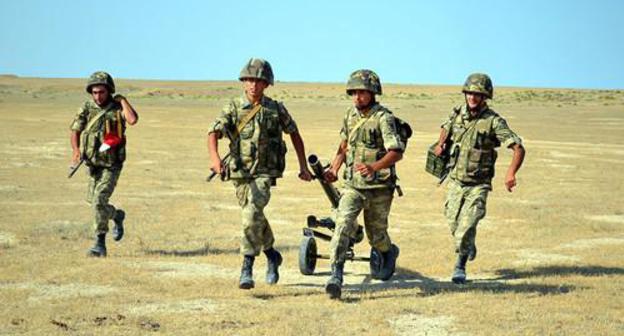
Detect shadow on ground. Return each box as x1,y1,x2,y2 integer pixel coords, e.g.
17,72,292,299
282,265,586,302
493,265,624,280
142,243,300,257
142,245,238,257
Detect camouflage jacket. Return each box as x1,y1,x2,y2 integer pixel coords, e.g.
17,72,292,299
208,95,298,179
70,99,126,168
441,104,522,185
341,103,405,189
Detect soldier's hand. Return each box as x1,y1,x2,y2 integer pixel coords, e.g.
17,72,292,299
355,163,374,177
210,159,224,175
323,169,338,183
298,168,313,181
505,172,517,192
114,94,126,103
71,150,81,165
434,143,446,157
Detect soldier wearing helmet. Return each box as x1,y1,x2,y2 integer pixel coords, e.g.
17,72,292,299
322,69,404,299
433,73,525,284
207,58,313,290
69,71,139,257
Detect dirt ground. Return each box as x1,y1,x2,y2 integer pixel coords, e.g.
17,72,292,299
0,75,623,335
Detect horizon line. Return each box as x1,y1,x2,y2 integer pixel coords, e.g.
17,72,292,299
1,74,622,91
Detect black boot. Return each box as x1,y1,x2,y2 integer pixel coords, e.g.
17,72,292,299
451,254,468,284
112,209,125,242
264,248,282,285
325,263,344,299
88,234,107,257
379,244,400,281
239,255,255,289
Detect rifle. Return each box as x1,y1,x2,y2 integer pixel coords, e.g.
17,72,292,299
67,158,84,178
206,152,231,182
206,127,236,182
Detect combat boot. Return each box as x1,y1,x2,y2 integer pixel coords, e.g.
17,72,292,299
451,254,468,284
88,234,107,257
239,255,255,289
378,244,400,281
263,248,282,285
325,262,344,299
112,209,125,241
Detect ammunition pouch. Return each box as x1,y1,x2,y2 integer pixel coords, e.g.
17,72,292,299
466,148,496,179
266,138,287,173
81,129,125,168
351,146,393,185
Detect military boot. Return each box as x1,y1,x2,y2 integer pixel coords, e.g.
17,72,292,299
325,262,344,299
88,234,107,257
451,254,469,284
239,255,255,289
263,248,282,285
379,244,400,281
112,209,125,241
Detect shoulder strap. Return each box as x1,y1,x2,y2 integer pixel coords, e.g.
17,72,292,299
116,110,123,136
348,111,376,143
84,109,108,133
232,103,263,139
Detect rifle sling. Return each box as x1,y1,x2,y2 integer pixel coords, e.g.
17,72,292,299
232,103,263,140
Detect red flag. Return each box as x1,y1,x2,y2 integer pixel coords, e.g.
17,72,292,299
99,133,123,152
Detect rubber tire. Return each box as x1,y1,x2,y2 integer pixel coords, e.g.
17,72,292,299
299,236,317,275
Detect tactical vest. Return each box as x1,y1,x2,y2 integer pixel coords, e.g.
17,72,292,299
448,107,501,184
80,101,126,168
343,105,397,189
228,98,287,179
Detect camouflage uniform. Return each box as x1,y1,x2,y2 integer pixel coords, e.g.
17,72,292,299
71,90,126,236
208,95,299,256
441,100,522,257
329,102,405,265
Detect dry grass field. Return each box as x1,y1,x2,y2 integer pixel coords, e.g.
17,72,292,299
0,75,623,335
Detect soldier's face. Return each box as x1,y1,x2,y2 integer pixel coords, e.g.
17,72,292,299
351,90,373,109
243,78,268,102
465,92,485,110
90,85,110,106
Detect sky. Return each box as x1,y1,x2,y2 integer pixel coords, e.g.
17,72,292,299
1,0,623,89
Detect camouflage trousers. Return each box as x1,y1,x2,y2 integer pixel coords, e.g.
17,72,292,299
86,166,121,235
329,186,394,265
232,177,275,256
444,179,490,256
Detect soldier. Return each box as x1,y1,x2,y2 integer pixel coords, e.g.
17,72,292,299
207,58,313,289
69,71,139,257
433,73,525,284
322,69,404,299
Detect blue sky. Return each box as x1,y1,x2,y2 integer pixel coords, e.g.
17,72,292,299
1,0,623,89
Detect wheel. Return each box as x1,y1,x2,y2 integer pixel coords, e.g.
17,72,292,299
369,247,384,280
299,236,317,275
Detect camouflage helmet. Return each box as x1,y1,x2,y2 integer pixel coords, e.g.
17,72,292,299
462,73,493,99
239,58,274,85
86,71,115,94
346,69,382,95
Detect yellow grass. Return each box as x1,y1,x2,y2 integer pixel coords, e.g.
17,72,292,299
0,76,623,335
